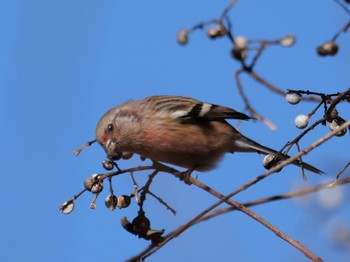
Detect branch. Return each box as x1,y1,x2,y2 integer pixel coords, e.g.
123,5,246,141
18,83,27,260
200,175,350,223
326,88,350,115
131,175,324,262
130,121,350,261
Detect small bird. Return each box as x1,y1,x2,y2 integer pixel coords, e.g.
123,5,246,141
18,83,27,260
95,95,322,177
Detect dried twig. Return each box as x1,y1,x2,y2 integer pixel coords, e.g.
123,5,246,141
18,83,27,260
234,70,277,130
248,71,322,102
168,175,350,230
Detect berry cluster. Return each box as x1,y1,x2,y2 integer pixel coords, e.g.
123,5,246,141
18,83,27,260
176,23,296,63
262,89,349,173
60,159,167,245
286,90,348,137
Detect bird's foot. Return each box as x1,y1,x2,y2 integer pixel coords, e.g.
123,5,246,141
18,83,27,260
176,168,194,185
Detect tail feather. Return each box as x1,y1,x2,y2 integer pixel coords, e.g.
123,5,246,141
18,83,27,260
233,135,323,174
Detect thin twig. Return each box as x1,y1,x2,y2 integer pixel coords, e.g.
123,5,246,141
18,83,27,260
334,0,350,16
147,191,177,215
331,20,350,41
326,88,350,115
72,139,97,156
248,70,322,102
220,0,238,19
234,70,277,130
139,170,159,207
335,160,350,181
285,118,326,154
249,42,267,69
187,175,350,224
308,100,325,119
295,142,307,180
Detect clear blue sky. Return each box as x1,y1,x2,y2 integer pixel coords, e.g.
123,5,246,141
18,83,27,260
1,0,349,261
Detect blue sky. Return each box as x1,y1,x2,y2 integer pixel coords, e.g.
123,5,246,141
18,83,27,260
1,0,350,261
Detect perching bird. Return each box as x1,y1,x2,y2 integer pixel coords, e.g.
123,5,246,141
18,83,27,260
95,95,322,176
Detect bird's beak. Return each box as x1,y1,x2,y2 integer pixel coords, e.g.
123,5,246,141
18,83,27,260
105,138,123,160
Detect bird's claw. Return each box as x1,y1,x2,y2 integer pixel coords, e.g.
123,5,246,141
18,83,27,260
176,168,194,185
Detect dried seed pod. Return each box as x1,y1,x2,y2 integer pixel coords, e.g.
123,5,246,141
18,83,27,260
105,194,118,211
117,195,131,208
91,181,103,193
326,108,339,123
207,24,227,39
146,229,165,246
317,42,338,56
263,154,276,170
60,201,75,214
177,29,189,45
132,212,151,236
121,216,136,235
83,176,95,191
231,48,247,61
262,154,282,172
102,160,114,170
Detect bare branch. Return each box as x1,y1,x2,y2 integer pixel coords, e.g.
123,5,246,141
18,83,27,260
130,121,350,261
201,175,350,223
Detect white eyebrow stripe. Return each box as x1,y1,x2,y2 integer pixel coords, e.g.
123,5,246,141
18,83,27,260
171,110,189,118
199,103,212,117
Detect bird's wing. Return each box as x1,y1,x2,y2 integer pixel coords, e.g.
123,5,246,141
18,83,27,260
146,95,251,121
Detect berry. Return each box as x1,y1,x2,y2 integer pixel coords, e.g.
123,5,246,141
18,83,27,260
280,34,296,47
105,194,118,211
317,42,338,56
295,114,309,129
60,201,75,214
176,30,189,45
117,195,131,208
234,36,248,50
286,92,301,105
207,24,227,39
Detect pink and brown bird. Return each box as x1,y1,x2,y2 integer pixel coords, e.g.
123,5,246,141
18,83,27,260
94,95,322,177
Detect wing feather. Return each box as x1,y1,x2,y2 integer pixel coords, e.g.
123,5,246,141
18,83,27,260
144,95,251,121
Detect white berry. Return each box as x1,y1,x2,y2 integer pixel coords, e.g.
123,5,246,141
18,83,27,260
280,34,296,47
295,114,309,129
234,36,248,50
286,92,301,105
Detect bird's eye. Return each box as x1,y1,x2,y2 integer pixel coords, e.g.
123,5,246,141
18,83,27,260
107,123,114,133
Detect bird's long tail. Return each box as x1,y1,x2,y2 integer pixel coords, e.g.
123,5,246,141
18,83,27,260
233,133,323,174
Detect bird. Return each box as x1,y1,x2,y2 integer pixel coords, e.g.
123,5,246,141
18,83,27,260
95,95,322,178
